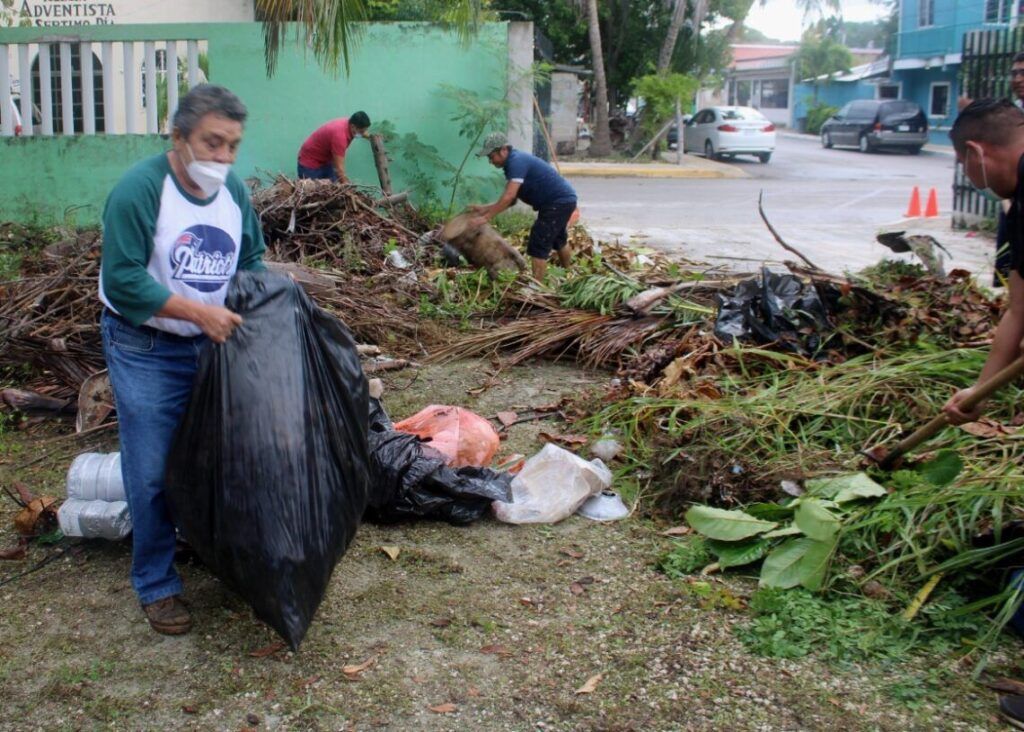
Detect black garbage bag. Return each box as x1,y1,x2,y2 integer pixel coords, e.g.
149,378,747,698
165,270,370,649
714,267,833,356
365,398,512,525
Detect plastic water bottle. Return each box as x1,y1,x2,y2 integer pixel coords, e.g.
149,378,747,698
57,499,131,540
66,452,125,502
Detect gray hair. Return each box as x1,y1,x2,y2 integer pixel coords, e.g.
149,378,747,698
172,84,248,137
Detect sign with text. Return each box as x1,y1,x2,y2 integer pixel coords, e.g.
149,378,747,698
19,1,117,26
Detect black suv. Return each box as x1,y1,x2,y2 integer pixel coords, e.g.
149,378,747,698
819,99,928,154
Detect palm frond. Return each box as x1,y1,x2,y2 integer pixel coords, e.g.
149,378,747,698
256,0,368,77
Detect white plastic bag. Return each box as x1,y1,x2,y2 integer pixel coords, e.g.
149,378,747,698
493,443,612,524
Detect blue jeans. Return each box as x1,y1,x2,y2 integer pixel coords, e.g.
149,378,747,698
297,161,338,181
101,310,206,605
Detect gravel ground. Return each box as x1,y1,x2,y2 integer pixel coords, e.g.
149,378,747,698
0,360,1011,731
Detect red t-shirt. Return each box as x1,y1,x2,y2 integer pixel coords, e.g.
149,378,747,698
298,118,355,169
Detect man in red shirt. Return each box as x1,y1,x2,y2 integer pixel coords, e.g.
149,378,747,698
297,111,370,183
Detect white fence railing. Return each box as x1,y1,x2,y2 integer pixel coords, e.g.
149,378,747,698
0,37,207,137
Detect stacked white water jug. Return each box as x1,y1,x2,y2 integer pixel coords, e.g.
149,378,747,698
57,453,132,540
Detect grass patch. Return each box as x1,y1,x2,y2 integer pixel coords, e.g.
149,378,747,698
657,537,712,577
737,587,985,664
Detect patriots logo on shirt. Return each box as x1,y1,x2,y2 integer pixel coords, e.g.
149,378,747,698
170,225,237,293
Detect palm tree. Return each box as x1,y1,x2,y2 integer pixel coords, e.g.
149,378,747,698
256,0,485,75
720,0,843,50
657,0,706,74
576,0,613,156
797,33,853,101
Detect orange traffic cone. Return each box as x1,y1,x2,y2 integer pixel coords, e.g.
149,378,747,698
905,186,922,217
924,187,939,217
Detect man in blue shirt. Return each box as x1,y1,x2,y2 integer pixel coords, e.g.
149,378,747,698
469,132,578,280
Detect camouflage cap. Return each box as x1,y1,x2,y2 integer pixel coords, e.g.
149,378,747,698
476,131,509,156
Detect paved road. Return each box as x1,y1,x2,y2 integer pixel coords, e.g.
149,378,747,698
570,134,995,276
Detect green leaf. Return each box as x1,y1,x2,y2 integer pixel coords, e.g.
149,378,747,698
917,449,963,487
763,525,803,539
743,502,796,521
759,537,838,590
706,538,770,570
685,506,778,541
806,472,885,502
798,537,837,591
760,538,814,589
794,498,841,542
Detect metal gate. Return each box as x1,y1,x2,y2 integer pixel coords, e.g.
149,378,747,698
955,26,1024,224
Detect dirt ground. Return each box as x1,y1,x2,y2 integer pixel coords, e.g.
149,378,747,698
0,359,1011,731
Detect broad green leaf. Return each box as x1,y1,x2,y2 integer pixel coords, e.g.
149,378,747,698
706,538,770,570
917,449,963,487
759,537,814,589
743,502,795,521
685,506,778,541
762,525,802,539
798,536,837,591
806,472,884,502
828,474,887,502
794,498,841,542
759,537,837,590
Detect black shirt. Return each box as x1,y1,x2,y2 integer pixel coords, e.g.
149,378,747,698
1008,153,1024,276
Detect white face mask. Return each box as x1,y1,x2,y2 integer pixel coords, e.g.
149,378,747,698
968,146,1002,203
184,142,230,197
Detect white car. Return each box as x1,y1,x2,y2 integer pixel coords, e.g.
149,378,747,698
683,106,776,164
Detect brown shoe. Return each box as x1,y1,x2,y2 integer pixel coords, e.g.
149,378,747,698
142,595,192,635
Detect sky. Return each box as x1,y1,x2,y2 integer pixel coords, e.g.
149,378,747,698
743,0,890,42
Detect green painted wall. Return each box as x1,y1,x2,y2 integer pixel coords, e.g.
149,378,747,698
0,22,512,225
0,135,170,225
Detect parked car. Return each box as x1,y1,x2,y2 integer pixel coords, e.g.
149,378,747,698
819,99,928,155
665,115,692,149
682,106,776,163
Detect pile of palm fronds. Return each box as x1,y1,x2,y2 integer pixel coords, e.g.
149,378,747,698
429,272,719,370
0,232,105,396
253,176,426,273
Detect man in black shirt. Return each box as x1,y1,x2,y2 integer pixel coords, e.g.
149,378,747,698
944,98,1024,728
946,100,1024,422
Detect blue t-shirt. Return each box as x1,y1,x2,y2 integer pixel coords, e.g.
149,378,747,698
503,149,577,210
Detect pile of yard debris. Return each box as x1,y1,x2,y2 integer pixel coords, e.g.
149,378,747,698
0,180,448,407
0,179,1006,437
2,182,1022,666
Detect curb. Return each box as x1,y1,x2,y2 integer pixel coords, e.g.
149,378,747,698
559,163,740,179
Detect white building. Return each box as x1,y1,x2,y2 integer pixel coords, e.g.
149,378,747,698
3,0,254,137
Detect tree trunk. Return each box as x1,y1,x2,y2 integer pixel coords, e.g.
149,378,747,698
585,0,613,156
724,20,745,43
656,1,688,74
369,134,392,195
606,0,630,106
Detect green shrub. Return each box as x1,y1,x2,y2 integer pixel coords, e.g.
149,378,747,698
805,101,838,135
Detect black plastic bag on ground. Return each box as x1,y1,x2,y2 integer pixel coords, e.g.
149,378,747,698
365,398,512,525
714,267,832,356
165,271,370,649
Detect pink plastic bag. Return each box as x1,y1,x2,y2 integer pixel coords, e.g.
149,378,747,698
393,405,500,468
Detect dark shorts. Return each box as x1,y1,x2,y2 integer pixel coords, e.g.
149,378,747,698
297,161,337,181
527,201,577,259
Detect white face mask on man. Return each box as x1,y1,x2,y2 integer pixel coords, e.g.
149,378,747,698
184,142,231,197
967,145,1003,203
